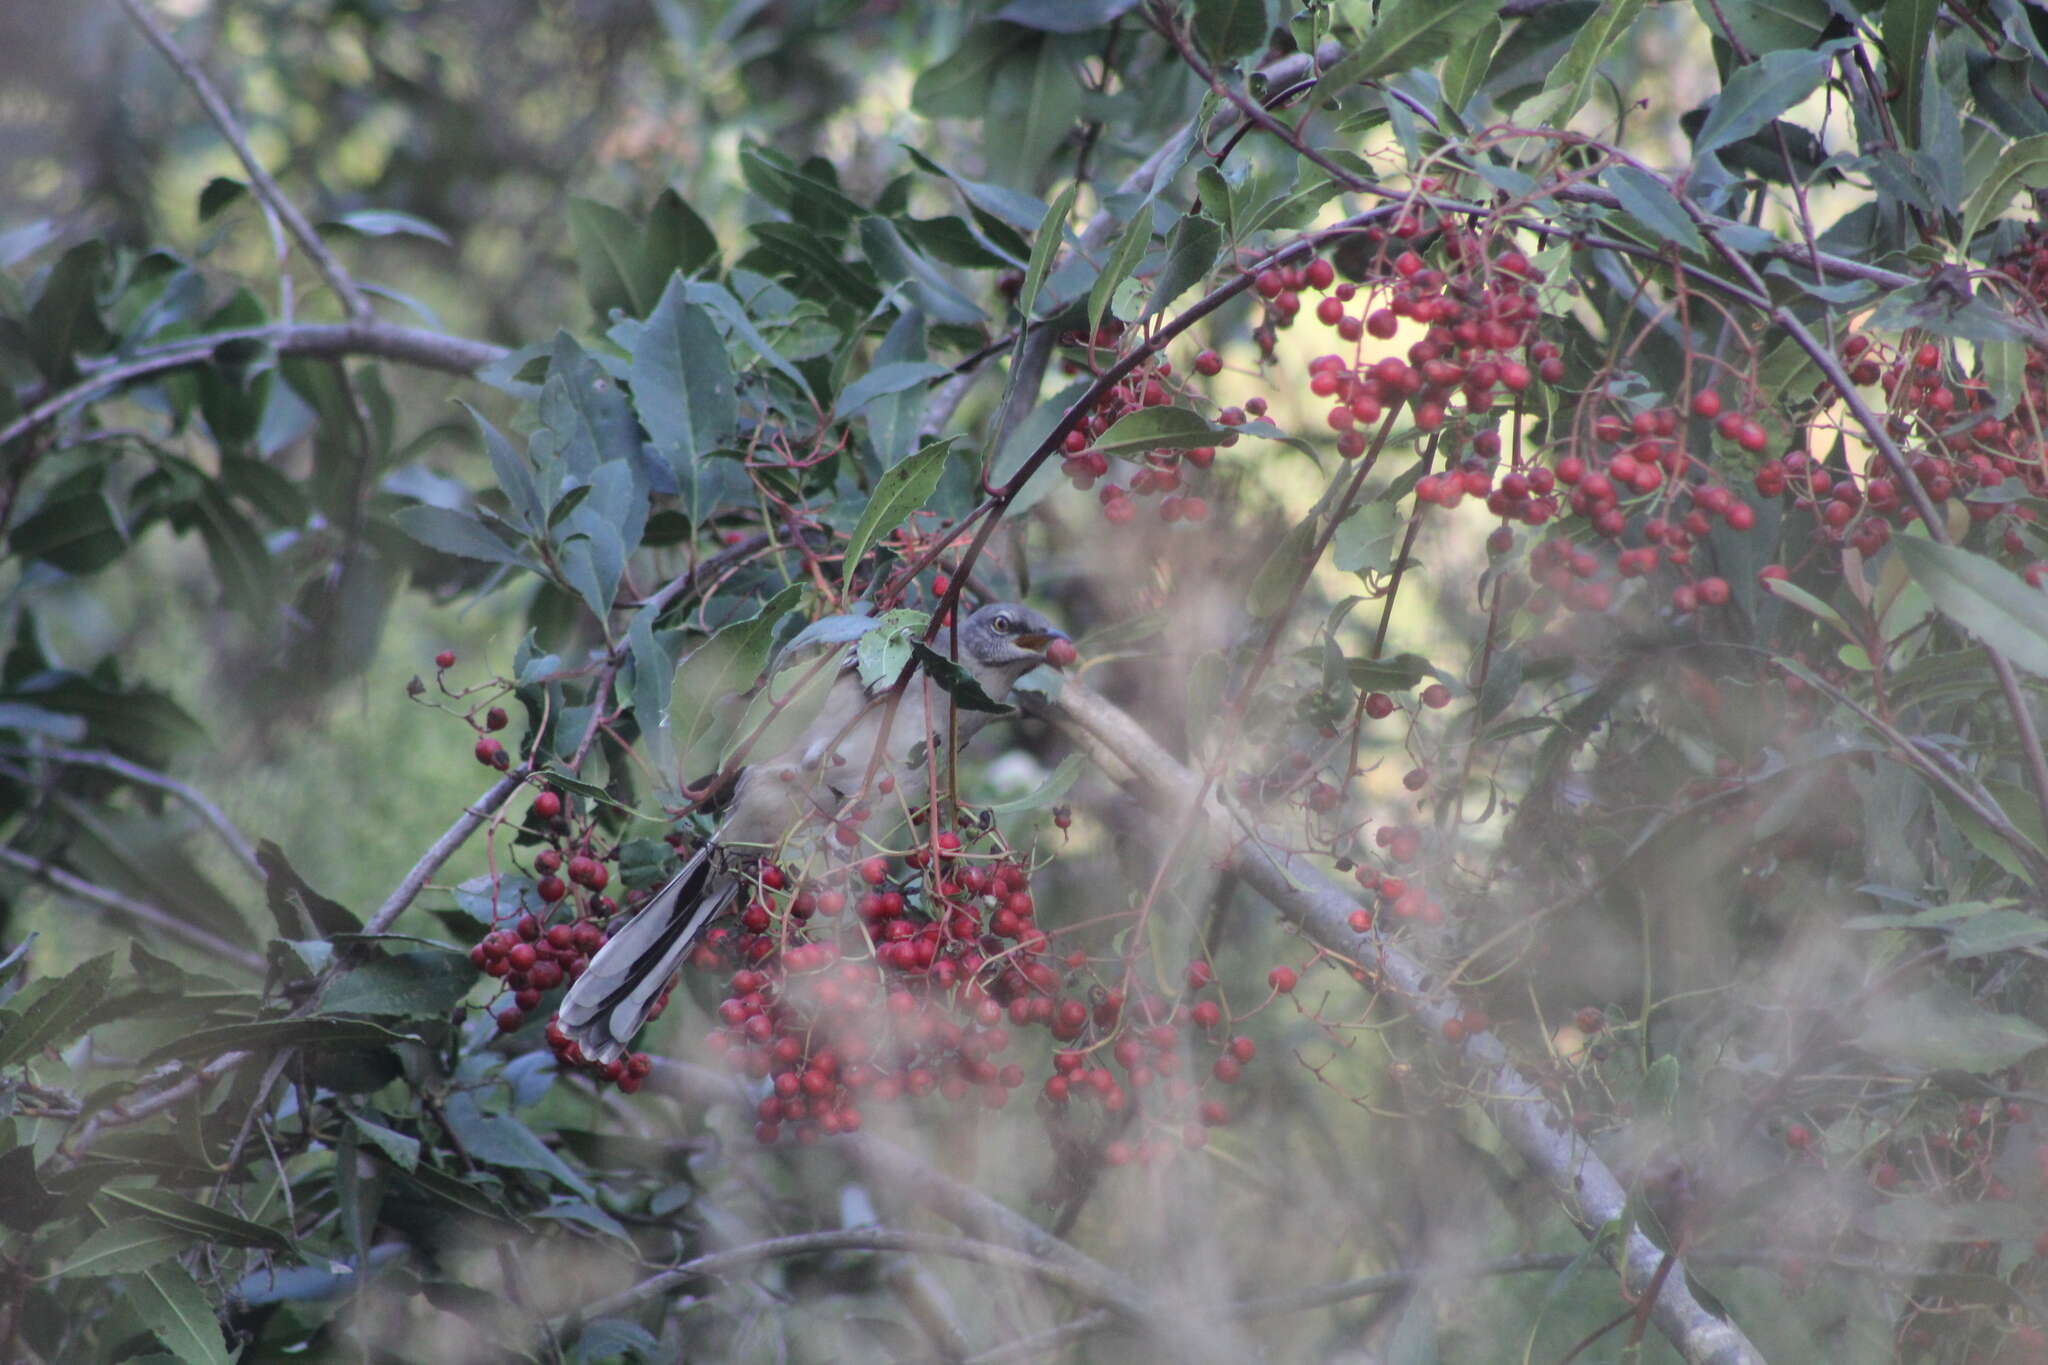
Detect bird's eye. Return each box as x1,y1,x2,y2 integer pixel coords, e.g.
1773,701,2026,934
993,614,1012,633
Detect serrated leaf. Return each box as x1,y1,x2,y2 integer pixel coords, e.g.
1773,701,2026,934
134,1260,231,1365
632,277,737,486
1896,535,2048,678
0,951,113,1068
1692,48,1832,163
393,505,527,566
841,439,954,590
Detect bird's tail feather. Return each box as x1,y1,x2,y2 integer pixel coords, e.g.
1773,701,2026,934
557,844,735,1065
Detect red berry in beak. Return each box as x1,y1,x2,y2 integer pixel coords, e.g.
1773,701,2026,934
1044,637,1078,669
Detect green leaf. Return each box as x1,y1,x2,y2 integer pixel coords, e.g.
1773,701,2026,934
1963,133,2048,247
328,208,452,245
256,839,363,940
54,1220,195,1277
26,241,111,384
856,611,920,689
1246,511,1319,618
1191,0,1274,62
0,951,113,1068
1691,0,1833,55
670,583,806,756
1333,502,1402,576
196,176,247,222
1090,406,1230,457
841,438,955,589
1883,0,1938,149
1142,213,1224,322
1761,575,1857,640
1350,0,1500,84
133,1261,231,1365
441,1093,594,1198
837,361,952,419
462,403,542,532
102,1185,292,1253
986,753,1085,815
1020,181,1079,320
139,1017,421,1065
348,1112,422,1171
1088,204,1154,341
1856,984,2048,1072
568,198,658,319
632,276,737,487
1605,166,1703,255
910,641,1013,714
1441,17,1501,112
1346,653,1432,692
1511,0,1645,127
645,187,720,279
1692,48,1832,163
320,951,473,1017
1896,535,2048,678
393,505,527,566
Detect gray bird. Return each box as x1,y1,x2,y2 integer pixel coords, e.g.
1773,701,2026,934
558,601,1072,1064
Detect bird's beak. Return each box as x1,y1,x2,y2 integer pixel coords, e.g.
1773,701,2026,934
1019,630,1077,669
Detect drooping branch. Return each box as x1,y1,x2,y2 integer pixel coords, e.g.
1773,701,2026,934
1027,682,1768,1365
0,847,267,974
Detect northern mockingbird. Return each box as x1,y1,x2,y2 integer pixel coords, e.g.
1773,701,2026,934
558,601,1072,1063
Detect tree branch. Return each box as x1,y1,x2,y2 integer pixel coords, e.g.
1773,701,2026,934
1026,682,1767,1365
114,0,374,319
0,847,266,974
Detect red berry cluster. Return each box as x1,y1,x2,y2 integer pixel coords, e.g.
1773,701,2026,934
1056,349,1217,525
687,829,1062,1144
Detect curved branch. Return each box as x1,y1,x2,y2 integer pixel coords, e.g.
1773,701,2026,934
1027,682,1768,1365
0,847,267,974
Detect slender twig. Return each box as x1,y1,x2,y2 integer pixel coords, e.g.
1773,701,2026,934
7,746,263,877
1,321,504,451
0,847,266,973
113,0,373,318
362,768,527,937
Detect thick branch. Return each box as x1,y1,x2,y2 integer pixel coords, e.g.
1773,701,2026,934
1026,682,1766,1365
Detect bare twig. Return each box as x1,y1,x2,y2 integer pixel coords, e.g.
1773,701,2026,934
0,847,266,973
1,321,505,452
113,0,374,319
7,746,263,878
363,769,527,937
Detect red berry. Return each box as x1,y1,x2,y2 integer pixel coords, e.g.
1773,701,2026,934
1193,349,1222,376
1421,683,1451,709
474,737,505,767
435,650,456,669
1691,390,1722,419
1268,966,1298,994
537,875,567,903
485,706,509,731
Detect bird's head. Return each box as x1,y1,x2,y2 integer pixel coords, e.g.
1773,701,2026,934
959,602,1076,672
